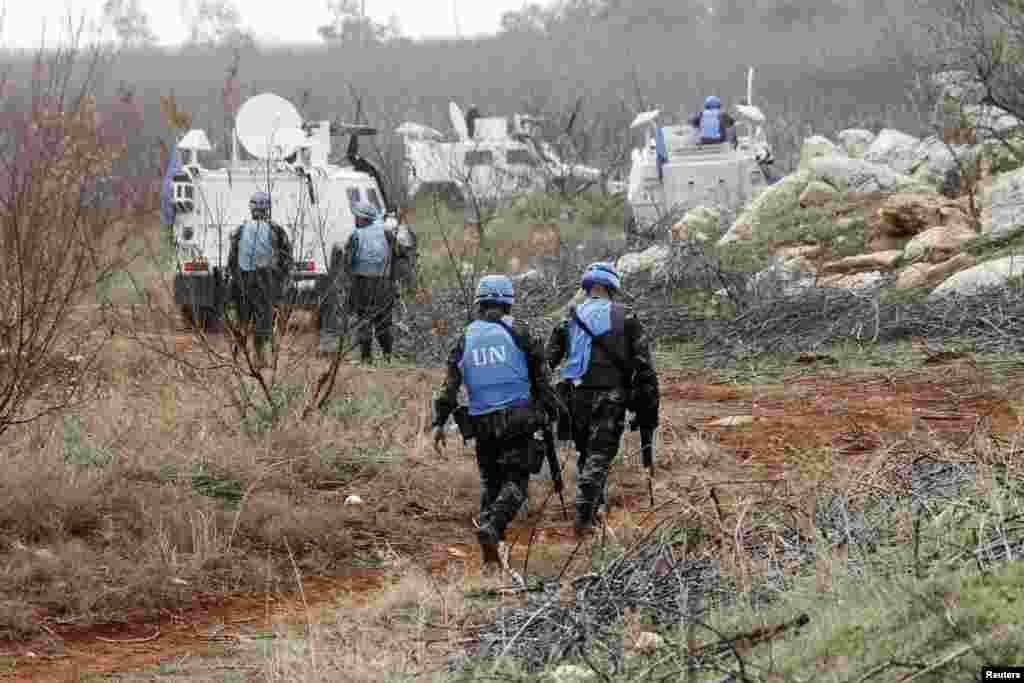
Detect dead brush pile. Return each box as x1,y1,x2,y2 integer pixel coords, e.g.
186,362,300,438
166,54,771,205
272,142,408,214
448,426,1024,679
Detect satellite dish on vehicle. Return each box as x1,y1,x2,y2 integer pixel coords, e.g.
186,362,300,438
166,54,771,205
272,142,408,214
630,110,660,129
235,93,304,160
449,101,469,141
735,104,766,124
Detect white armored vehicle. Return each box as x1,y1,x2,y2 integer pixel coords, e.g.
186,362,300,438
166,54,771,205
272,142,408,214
398,101,603,208
625,68,774,238
170,92,412,325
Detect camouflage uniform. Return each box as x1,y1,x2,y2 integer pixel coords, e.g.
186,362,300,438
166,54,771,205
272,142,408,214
226,216,292,361
433,309,558,551
547,300,659,533
319,217,403,361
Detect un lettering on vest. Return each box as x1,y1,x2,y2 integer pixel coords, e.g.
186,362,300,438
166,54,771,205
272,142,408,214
469,344,509,366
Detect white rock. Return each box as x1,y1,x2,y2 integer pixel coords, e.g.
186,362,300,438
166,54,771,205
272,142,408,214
634,631,665,654
864,129,923,175
550,664,597,683
344,495,364,506
837,129,876,158
928,255,1024,299
983,167,1024,241
615,245,671,279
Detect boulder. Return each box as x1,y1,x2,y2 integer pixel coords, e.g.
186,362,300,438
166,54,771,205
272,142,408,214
773,241,826,261
896,253,978,290
616,245,671,279
876,193,970,238
982,166,1024,241
817,270,885,290
864,129,923,175
837,129,876,158
799,135,843,169
672,205,720,241
932,70,985,105
910,137,980,192
808,156,932,194
820,250,903,275
903,223,978,263
799,180,839,208
719,171,812,245
928,255,1024,299
963,105,1024,139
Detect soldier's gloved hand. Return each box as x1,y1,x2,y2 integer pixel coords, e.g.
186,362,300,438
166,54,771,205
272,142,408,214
431,425,446,454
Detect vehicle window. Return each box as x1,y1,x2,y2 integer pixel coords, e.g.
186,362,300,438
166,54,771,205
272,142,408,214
347,188,360,204
367,188,382,210
506,149,535,166
465,150,494,167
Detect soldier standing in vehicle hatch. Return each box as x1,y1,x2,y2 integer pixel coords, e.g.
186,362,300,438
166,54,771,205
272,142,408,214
546,262,660,541
430,275,559,576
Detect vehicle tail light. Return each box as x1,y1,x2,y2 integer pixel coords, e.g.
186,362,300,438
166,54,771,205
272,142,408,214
301,261,316,272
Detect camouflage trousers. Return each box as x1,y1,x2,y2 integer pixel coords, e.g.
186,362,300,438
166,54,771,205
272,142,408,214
474,435,532,546
569,387,628,530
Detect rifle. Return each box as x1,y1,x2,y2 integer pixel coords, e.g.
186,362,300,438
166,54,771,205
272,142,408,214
542,423,569,520
570,308,656,506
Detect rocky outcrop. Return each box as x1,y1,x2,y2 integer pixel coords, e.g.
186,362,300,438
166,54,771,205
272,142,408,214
718,171,812,245
903,223,978,263
808,156,932,194
928,255,1024,299
896,254,978,290
798,180,839,208
863,129,923,175
875,193,971,238
820,250,903,275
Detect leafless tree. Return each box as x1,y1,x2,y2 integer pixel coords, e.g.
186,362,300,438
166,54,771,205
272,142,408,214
0,21,136,439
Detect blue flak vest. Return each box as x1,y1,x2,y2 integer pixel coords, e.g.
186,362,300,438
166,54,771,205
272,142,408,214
459,318,531,416
238,220,274,272
701,108,722,141
351,221,390,277
560,297,612,383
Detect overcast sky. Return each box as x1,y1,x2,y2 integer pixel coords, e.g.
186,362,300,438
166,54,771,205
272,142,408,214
0,0,525,47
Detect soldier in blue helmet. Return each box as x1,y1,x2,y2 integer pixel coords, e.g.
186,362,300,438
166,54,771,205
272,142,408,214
430,274,559,577
320,201,402,363
546,262,660,541
227,190,293,370
694,95,738,147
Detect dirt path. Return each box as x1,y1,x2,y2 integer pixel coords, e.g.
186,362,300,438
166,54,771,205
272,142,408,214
4,357,1021,680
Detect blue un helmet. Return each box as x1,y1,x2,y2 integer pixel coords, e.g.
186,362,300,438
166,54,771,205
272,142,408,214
704,95,721,110
351,201,379,224
581,262,621,294
249,191,271,218
475,275,515,306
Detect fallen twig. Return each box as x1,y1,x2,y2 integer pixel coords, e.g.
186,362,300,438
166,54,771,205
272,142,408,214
95,627,161,644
